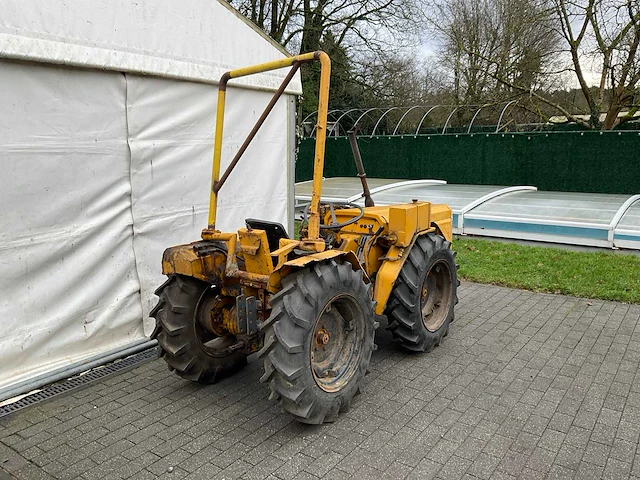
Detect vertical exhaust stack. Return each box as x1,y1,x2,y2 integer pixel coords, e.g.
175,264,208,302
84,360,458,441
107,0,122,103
347,130,375,207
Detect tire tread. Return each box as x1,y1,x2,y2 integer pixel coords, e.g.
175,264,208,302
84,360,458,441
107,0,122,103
385,233,458,353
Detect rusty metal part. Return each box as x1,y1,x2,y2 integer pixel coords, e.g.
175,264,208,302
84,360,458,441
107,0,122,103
347,131,374,207
199,295,235,336
161,241,227,284
310,295,364,393
238,228,273,275
199,230,271,287
198,229,330,293
195,199,452,318
316,329,330,346
421,260,454,332
235,294,259,335
213,62,301,195
195,291,266,357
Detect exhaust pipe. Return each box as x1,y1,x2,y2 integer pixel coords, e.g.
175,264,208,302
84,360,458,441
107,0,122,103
347,131,374,207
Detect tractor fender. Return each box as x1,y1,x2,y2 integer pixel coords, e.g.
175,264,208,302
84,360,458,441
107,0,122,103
268,250,369,293
431,219,453,242
161,241,228,285
372,227,449,316
429,206,453,242
283,250,369,282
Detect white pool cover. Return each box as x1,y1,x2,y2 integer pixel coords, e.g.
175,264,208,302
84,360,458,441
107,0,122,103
615,197,640,250
295,178,640,250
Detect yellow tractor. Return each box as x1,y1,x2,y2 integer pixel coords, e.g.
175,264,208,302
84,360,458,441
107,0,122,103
151,51,458,424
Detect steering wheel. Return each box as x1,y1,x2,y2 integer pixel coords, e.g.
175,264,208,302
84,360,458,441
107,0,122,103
302,201,365,230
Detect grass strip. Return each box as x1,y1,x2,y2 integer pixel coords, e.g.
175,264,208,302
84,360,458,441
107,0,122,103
454,237,640,303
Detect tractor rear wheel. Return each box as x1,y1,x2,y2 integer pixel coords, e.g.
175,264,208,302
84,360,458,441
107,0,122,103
386,233,458,353
259,260,377,424
151,275,247,383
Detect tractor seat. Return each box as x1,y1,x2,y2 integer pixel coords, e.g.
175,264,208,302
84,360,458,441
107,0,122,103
245,218,289,253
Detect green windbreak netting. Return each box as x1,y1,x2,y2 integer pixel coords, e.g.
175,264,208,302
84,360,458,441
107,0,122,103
296,131,640,195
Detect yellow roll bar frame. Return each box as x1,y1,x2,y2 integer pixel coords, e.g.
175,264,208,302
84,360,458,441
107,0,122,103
208,50,331,242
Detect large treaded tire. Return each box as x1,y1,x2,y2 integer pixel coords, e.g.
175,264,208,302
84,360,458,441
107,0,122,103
150,275,247,383
385,233,458,353
259,260,377,424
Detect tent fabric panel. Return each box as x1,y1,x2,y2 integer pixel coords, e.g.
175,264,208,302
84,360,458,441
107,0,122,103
0,60,144,390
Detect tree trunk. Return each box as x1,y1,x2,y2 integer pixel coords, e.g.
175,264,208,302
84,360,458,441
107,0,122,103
300,0,324,54
602,89,624,130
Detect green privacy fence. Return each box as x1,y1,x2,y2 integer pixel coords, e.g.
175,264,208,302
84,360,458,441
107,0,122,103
296,131,640,194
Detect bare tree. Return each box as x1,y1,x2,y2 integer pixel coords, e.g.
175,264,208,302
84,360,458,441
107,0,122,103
229,0,297,44
227,0,426,117
353,54,433,105
551,0,640,129
227,0,422,55
428,0,561,106
428,0,640,129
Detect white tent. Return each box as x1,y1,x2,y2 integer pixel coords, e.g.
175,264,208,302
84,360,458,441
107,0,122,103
0,0,301,397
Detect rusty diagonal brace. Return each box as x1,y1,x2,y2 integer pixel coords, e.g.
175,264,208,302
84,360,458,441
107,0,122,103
213,62,301,195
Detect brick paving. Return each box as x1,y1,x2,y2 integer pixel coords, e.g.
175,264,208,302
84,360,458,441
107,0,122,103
2,282,640,479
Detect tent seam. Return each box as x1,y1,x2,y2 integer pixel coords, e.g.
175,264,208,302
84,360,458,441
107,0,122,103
123,73,147,331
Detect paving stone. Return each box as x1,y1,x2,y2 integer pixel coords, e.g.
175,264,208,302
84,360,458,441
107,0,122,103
240,455,284,480
617,421,640,443
456,435,487,461
549,412,573,433
546,464,576,479
382,460,414,480
574,461,604,480
496,450,530,477
525,447,556,474
273,453,313,480
601,457,631,480
426,439,459,464
302,450,343,477
146,449,192,476
183,461,222,480
537,429,566,453
437,455,471,479
10,463,56,480
406,458,442,480
582,441,611,468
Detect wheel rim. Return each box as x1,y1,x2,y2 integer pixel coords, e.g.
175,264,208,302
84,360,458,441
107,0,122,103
310,294,364,393
194,288,238,357
421,260,453,332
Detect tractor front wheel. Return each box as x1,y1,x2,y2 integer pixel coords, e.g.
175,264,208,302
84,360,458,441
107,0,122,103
151,275,247,383
386,233,458,353
259,260,377,424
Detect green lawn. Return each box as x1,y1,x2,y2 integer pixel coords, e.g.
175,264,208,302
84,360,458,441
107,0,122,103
454,237,640,303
